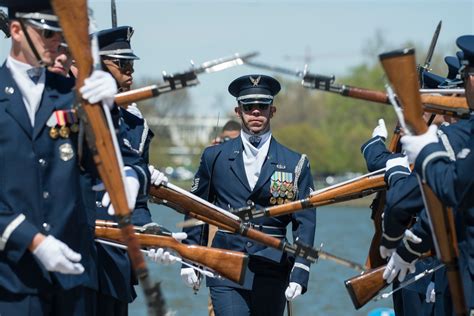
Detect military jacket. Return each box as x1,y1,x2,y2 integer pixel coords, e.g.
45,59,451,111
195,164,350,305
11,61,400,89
0,64,148,295
183,136,316,292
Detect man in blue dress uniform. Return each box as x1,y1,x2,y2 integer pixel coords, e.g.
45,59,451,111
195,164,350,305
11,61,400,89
0,1,149,314
181,74,316,315
388,35,474,315
93,25,178,315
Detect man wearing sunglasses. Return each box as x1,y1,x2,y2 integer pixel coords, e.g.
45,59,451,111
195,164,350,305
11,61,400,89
93,25,178,316
0,1,150,315
180,75,316,315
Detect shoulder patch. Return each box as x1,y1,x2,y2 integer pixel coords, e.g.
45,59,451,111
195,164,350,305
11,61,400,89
190,177,200,192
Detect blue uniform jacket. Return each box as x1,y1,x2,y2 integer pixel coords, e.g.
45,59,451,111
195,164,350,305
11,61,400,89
96,108,154,302
183,136,316,292
0,64,149,295
413,116,474,280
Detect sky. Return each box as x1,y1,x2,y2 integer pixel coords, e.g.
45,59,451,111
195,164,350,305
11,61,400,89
1,0,473,115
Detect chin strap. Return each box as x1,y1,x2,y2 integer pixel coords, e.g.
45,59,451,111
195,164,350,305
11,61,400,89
18,19,49,67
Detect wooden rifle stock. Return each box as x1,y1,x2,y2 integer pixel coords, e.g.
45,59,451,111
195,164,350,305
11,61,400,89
50,1,163,315
95,226,248,285
320,82,469,118
343,85,389,104
149,184,319,262
380,48,467,316
260,173,386,218
346,252,433,309
344,265,387,309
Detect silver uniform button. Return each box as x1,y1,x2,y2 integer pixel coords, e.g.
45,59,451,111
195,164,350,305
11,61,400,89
246,241,253,247
43,191,49,199
38,158,47,166
4,86,14,95
42,222,51,232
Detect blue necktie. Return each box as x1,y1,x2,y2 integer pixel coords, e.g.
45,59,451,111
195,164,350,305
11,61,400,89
249,135,261,148
27,67,42,84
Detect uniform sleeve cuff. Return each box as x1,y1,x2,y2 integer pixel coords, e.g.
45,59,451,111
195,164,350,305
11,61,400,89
4,218,39,263
384,165,411,187
361,136,384,155
127,164,150,196
289,264,310,294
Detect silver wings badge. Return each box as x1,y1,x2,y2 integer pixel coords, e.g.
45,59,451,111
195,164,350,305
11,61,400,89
249,76,261,86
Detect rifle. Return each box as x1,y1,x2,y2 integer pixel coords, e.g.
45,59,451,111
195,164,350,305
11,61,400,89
95,225,249,285
345,254,435,309
150,182,321,263
364,126,402,270
231,169,386,221
114,52,258,107
0,9,9,38
380,48,467,316
246,60,470,118
49,1,164,315
365,22,441,269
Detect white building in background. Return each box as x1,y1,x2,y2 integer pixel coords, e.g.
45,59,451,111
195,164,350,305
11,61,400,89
148,115,225,165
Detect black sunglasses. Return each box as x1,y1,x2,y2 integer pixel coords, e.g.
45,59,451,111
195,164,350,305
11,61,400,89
108,59,134,70
240,103,270,112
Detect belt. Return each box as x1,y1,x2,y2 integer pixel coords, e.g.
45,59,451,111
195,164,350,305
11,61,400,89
218,223,286,238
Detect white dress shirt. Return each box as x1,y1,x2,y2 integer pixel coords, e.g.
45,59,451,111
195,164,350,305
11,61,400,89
6,56,46,127
240,130,271,190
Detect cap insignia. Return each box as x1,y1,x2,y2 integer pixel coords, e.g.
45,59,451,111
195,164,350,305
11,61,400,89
249,76,261,87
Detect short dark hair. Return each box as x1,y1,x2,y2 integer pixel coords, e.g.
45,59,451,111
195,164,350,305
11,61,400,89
222,120,241,132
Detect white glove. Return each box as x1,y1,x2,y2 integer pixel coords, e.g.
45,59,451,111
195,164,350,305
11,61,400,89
404,229,422,244
425,281,436,303
372,118,388,140
93,166,140,215
180,267,199,288
285,282,303,301
32,235,84,274
383,252,417,283
379,245,396,260
79,70,117,109
401,125,439,164
148,165,168,186
148,248,180,265
386,156,410,171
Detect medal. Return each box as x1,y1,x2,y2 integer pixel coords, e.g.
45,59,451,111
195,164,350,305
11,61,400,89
59,143,74,161
269,197,277,205
70,123,79,133
59,125,70,138
277,197,284,205
287,191,294,199
49,127,59,139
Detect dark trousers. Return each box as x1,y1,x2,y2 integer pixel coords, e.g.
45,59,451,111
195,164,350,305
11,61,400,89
210,257,289,316
0,286,96,316
96,292,128,316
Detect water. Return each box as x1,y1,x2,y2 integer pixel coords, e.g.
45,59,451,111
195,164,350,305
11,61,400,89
129,204,393,315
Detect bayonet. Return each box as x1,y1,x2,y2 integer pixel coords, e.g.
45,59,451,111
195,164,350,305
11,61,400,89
111,0,117,28
422,21,442,72
114,52,259,106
